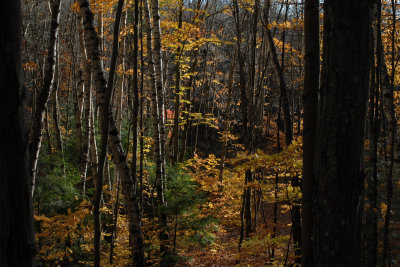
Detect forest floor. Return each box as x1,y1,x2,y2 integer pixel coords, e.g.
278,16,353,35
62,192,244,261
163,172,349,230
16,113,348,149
177,201,294,267
179,225,241,267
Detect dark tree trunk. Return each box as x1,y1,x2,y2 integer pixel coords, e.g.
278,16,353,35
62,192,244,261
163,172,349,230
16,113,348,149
365,3,379,263
365,60,379,267
301,0,319,265
233,0,253,241
219,49,236,189
264,1,300,259
313,1,372,265
0,0,36,265
264,0,292,147
131,0,139,191
382,1,396,265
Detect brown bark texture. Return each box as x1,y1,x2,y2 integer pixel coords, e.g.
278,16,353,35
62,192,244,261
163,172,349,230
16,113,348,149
313,1,372,265
0,0,36,265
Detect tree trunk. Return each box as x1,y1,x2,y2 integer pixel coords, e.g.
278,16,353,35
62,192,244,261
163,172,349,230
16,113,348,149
365,2,380,266
301,0,319,265
179,0,206,163
366,59,379,267
313,1,372,265
139,7,145,212
116,12,127,132
78,15,92,194
264,1,299,258
29,0,61,195
75,69,84,151
0,0,36,265
108,116,145,267
233,0,253,239
51,53,63,152
130,0,140,193
151,0,169,258
382,1,396,265
264,14,292,145
81,0,125,265
89,94,98,188
171,1,184,165
79,0,145,265
143,0,163,217
219,49,236,189
52,82,63,152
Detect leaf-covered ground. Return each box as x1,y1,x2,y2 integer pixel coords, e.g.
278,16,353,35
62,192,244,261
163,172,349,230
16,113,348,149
178,201,294,266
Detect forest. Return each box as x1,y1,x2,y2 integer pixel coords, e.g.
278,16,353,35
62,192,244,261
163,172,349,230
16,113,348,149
1,0,399,266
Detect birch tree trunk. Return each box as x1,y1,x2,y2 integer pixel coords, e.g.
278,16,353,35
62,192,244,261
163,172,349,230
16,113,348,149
51,51,63,152
75,69,84,151
29,0,61,196
143,0,163,220
52,85,63,153
89,96,98,188
78,16,92,194
81,0,123,265
79,0,144,265
151,0,170,258
108,116,145,266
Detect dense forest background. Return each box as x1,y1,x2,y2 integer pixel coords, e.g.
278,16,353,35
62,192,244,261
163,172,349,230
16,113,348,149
2,0,400,266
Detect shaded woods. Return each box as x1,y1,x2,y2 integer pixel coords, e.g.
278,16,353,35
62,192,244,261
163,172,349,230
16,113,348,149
2,0,400,266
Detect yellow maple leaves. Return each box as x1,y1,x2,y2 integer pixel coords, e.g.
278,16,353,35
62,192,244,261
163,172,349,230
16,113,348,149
35,200,92,264
267,19,304,31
